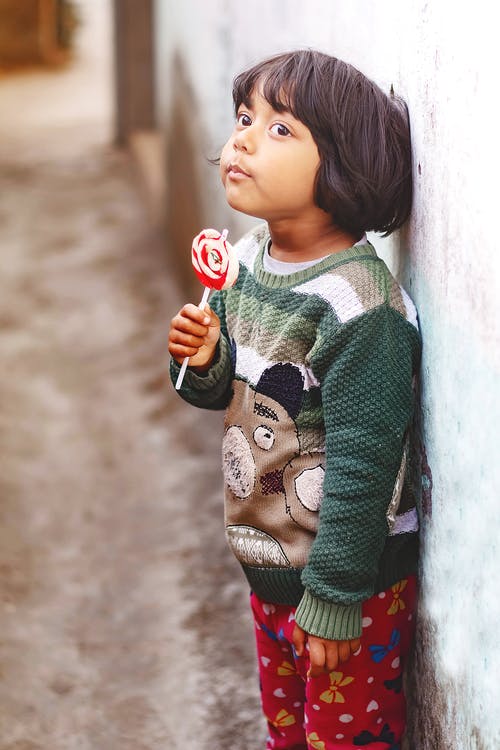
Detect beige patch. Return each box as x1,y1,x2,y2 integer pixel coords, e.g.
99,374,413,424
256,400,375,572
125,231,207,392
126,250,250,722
334,261,385,314
283,453,325,534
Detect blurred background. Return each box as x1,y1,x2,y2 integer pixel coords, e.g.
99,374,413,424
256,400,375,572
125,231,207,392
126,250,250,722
0,1,499,749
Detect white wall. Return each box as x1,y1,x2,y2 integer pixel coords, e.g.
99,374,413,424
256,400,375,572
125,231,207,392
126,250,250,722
155,2,500,747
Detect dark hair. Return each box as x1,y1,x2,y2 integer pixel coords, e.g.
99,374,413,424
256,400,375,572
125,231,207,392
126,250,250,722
233,50,413,236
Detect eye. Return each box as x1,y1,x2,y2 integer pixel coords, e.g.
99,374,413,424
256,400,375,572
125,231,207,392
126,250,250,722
270,123,291,137
253,425,275,451
237,112,252,127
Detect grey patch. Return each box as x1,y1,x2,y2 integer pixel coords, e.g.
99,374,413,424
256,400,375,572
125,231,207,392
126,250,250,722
386,440,408,531
389,508,419,536
226,525,290,567
222,426,256,499
294,465,325,512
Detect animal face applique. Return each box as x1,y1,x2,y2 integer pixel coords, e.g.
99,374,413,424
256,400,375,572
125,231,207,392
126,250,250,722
223,364,325,569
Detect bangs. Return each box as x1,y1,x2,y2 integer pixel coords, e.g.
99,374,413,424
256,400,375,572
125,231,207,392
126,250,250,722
232,53,303,118
231,50,333,141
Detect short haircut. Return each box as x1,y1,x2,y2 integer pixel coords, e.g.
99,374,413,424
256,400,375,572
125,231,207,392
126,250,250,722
233,50,413,237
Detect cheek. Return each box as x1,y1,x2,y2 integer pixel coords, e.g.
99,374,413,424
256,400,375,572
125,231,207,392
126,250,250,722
301,150,321,189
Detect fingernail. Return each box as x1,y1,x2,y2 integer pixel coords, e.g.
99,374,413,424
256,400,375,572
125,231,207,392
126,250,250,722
203,316,210,324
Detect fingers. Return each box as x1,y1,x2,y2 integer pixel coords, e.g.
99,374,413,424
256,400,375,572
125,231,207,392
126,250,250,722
324,641,340,673
168,304,213,360
169,331,205,359
201,303,220,328
306,636,361,678
292,624,306,657
176,303,212,332
337,641,351,665
350,638,361,654
308,638,327,678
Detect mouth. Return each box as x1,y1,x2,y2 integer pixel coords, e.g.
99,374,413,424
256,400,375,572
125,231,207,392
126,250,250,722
227,163,251,180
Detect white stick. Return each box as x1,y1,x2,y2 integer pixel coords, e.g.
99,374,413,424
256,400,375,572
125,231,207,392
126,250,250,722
175,285,211,390
174,229,228,391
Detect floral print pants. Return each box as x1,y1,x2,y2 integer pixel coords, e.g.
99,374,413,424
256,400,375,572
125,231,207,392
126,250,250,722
251,577,417,750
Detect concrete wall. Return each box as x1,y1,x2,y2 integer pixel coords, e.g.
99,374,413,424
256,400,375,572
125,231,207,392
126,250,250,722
154,2,500,747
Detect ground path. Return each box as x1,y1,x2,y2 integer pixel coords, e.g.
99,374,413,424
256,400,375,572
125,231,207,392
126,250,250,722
0,19,262,749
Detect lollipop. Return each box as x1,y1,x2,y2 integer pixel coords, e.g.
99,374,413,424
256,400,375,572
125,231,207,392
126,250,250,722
175,228,238,390
191,228,239,291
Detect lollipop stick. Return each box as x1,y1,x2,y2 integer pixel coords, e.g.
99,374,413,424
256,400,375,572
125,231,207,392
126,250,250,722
175,286,211,390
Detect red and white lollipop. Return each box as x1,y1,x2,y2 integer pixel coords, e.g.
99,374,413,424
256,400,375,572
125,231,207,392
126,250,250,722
191,228,239,291
175,228,238,390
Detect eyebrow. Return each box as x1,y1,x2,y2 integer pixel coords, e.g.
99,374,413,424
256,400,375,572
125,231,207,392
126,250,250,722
254,401,279,421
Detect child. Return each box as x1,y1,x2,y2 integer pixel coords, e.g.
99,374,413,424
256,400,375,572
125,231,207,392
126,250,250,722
168,50,421,750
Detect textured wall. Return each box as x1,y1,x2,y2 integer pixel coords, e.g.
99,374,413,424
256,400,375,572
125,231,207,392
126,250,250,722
154,2,500,747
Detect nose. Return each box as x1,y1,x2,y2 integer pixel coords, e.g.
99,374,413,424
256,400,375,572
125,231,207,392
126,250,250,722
233,126,254,153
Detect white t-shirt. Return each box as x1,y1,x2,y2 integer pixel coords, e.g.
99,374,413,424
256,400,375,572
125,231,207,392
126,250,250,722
263,235,368,275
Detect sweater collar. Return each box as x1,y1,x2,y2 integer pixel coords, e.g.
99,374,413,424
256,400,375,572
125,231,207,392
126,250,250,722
252,228,378,289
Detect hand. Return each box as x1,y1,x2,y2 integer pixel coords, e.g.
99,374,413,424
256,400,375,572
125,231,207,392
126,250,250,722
168,303,221,371
292,624,361,678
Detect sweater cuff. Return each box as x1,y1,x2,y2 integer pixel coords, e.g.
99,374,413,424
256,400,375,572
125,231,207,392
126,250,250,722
294,590,363,640
170,335,231,391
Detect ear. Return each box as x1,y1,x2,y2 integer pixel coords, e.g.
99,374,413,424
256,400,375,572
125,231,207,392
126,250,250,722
256,363,304,420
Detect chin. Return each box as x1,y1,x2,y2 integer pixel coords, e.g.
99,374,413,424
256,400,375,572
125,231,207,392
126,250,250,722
226,197,261,219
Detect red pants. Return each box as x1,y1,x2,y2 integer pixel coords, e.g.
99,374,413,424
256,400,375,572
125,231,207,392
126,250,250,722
251,577,417,750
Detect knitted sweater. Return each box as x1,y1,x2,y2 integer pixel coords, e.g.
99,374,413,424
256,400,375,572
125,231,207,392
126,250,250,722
171,224,422,640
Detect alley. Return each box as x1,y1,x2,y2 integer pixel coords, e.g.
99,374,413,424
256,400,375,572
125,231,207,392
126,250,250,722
0,7,262,750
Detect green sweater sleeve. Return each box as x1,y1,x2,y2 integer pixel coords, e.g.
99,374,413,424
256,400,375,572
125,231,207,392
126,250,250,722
295,304,420,640
169,290,234,410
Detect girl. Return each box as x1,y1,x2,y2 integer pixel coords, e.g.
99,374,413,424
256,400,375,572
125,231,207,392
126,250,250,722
168,50,421,750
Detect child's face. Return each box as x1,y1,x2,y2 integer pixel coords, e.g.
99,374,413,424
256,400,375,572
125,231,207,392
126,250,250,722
220,87,321,223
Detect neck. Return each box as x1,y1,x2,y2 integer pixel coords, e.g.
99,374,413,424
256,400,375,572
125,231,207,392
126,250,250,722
267,217,360,262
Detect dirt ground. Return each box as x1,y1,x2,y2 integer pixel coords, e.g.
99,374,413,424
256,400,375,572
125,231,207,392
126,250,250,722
0,7,263,748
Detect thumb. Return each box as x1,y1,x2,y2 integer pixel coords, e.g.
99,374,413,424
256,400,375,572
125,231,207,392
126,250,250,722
292,624,306,657
202,304,220,327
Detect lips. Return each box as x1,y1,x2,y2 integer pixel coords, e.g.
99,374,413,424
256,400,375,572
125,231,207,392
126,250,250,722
227,163,251,178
